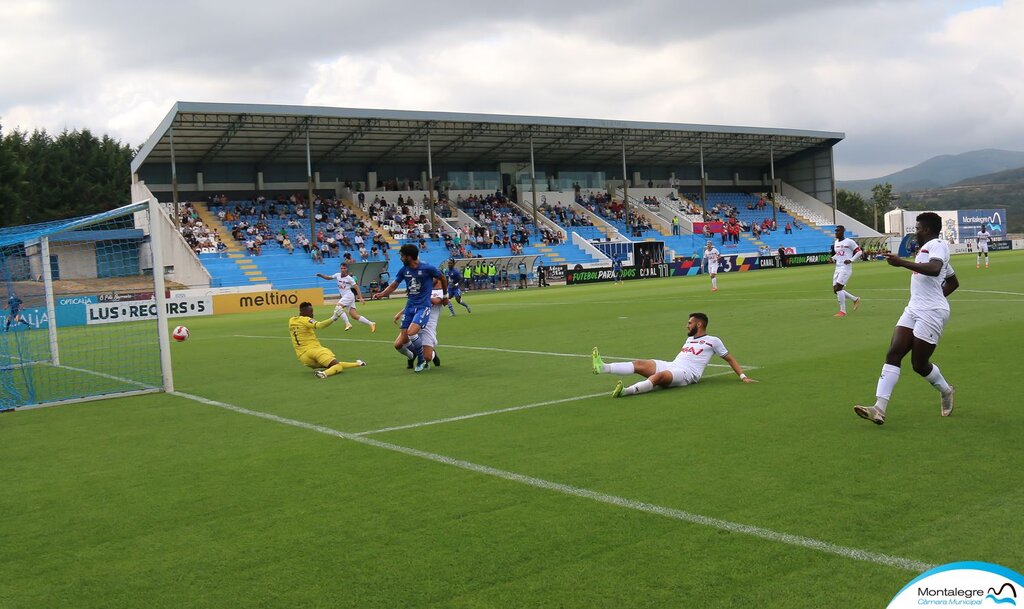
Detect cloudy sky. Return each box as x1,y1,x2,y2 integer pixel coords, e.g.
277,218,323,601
1,0,1021,179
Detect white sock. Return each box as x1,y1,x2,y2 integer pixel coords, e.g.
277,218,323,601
977,254,981,265
845,291,859,302
837,291,846,312
397,344,414,359
711,277,717,289
874,363,901,413
924,364,952,395
603,362,635,375
338,310,351,325
624,379,655,396
357,316,374,326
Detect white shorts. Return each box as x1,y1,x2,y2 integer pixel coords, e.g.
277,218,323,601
707,264,719,275
420,323,438,347
337,293,356,309
978,242,989,253
653,360,699,387
832,266,852,286
896,306,949,345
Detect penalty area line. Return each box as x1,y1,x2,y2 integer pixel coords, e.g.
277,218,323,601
352,392,608,436
169,391,930,573
353,368,757,436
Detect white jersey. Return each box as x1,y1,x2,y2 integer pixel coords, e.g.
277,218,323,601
832,238,861,266
909,238,951,312
705,248,720,267
976,229,991,251
419,288,444,347
332,273,358,295
670,335,729,379
427,289,443,334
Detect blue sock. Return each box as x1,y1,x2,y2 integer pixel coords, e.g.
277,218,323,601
408,333,424,363
460,300,471,310
447,303,455,314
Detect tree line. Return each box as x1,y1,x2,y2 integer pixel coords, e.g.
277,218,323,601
0,121,135,228
836,183,901,231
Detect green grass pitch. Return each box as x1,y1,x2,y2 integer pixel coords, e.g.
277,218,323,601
2,251,1023,608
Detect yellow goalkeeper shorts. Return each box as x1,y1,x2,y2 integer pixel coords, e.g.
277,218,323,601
298,347,337,369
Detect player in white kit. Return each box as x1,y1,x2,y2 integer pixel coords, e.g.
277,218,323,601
591,312,756,397
854,212,959,425
831,226,862,317
316,263,376,333
703,241,721,292
976,224,991,268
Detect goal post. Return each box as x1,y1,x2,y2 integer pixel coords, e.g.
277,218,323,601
0,199,174,411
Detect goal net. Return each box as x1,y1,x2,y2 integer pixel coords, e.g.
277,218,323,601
0,200,173,411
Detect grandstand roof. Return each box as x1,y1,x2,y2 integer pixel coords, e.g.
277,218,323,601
131,101,844,174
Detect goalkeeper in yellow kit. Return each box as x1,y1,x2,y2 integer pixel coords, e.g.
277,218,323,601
289,301,366,378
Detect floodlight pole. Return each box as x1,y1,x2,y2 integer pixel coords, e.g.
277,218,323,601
40,236,60,366
621,137,629,236
770,143,777,225
169,127,179,229
307,127,316,248
699,142,707,221
427,132,435,230
530,135,538,236
830,147,838,225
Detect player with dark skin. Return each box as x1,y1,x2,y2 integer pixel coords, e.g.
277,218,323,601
878,221,960,378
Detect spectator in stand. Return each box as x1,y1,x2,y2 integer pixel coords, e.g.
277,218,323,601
785,222,792,234
319,240,330,260
282,235,294,254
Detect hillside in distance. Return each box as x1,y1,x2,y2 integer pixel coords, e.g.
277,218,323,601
839,149,1024,195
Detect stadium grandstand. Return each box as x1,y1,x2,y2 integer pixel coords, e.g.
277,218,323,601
130,102,878,290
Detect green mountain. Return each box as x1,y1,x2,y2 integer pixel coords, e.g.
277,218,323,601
954,165,1024,186
898,169,1024,233
838,149,1024,195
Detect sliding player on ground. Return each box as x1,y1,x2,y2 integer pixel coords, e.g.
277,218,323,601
288,301,365,379
854,212,958,425
592,312,756,397
831,226,862,317
316,263,376,332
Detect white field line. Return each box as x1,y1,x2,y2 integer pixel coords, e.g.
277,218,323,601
170,390,934,573
956,289,1024,297
232,334,739,368
352,368,754,436
352,392,608,436
53,363,156,389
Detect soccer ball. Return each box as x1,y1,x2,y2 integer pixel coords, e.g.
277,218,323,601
172,326,190,342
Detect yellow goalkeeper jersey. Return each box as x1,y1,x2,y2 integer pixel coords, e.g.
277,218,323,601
288,315,335,355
